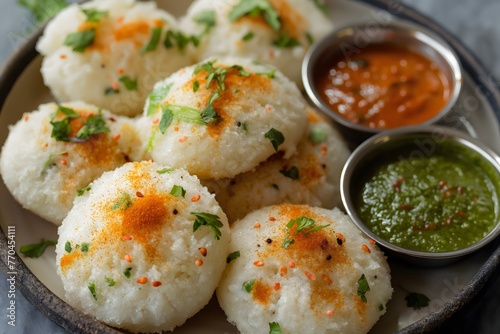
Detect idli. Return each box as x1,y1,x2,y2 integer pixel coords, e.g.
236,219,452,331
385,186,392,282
217,204,392,334
56,161,230,333
141,57,307,179
36,0,192,116
181,0,334,85
0,101,141,225
204,107,351,222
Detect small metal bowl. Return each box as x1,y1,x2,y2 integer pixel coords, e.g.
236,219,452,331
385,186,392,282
341,126,500,266
302,21,462,141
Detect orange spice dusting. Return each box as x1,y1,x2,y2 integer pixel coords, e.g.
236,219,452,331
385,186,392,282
322,274,332,285
279,265,287,277
369,239,376,245
116,16,124,23
124,254,132,262
254,223,261,228
59,252,83,274
362,244,371,253
195,259,204,266
253,260,264,267
136,192,144,198
326,309,335,316
136,277,148,284
288,261,296,268
268,216,276,221
152,281,162,287
252,279,272,305
305,271,316,281
60,159,67,165
122,235,132,241
273,282,281,291
113,133,121,141
198,247,207,257
191,194,201,202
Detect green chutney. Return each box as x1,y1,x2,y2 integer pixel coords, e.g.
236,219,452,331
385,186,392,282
356,140,500,252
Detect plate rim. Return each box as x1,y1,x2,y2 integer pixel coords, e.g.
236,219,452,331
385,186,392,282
1,0,500,333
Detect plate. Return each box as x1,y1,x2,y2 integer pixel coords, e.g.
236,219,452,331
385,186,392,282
1,0,500,333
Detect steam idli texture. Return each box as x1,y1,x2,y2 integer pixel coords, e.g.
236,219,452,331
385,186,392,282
217,204,392,334
204,108,351,222
36,0,192,116
56,161,230,333
141,57,307,179
181,0,334,85
0,101,141,225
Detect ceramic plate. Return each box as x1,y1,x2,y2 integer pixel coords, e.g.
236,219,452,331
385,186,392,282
1,0,500,333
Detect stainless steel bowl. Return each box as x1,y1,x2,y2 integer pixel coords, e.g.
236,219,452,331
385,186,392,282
302,21,463,141
341,126,500,266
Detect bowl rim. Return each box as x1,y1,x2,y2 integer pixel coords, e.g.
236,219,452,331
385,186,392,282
302,19,463,134
341,125,500,260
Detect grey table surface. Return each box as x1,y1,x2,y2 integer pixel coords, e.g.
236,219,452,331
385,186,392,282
0,0,499,333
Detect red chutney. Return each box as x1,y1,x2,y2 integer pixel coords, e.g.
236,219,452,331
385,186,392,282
317,43,451,129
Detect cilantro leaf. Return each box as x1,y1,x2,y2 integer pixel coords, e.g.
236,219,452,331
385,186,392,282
193,80,200,92
201,92,221,125
264,128,284,152
82,8,108,22
65,241,72,253
88,282,97,300
111,192,133,211
17,0,68,25
81,243,89,252
279,166,299,180
63,29,95,52
157,167,175,174
242,31,255,41
141,26,162,54
282,217,329,248
146,83,172,116
159,107,174,134
405,292,430,310
164,30,198,51
312,0,328,14
105,277,116,287
170,185,186,198
19,239,57,258
273,35,301,48
50,118,71,142
226,251,240,264
242,279,255,293
123,267,132,278
269,322,282,334
229,0,281,31
191,212,224,240
57,105,79,118
119,75,138,91
77,184,92,196
357,274,370,303
76,115,110,140
193,10,216,33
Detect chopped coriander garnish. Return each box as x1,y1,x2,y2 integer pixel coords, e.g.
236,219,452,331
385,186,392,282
77,184,92,196
282,216,329,249
124,267,132,278
229,0,281,31
279,166,299,180
81,243,89,252
18,0,68,25
111,192,133,211
19,239,57,258
242,31,255,41
357,274,370,303
50,118,72,142
141,26,162,54
164,30,197,51
105,277,116,287
309,126,327,144
230,65,250,77
226,251,240,263
159,107,174,134
191,212,224,240
193,10,216,34
82,8,108,22
146,83,172,116
193,80,200,92
63,29,95,52
58,105,79,118
170,185,186,198
119,75,138,91
312,0,328,14
269,322,282,334
264,128,284,152
157,167,175,174
242,279,255,293
75,114,110,140
257,68,276,79
405,292,430,310
378,304,384,311
88,282,97,300
201,92,221,125
306,32,314,45
273,35,301,48
65,241,72,253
